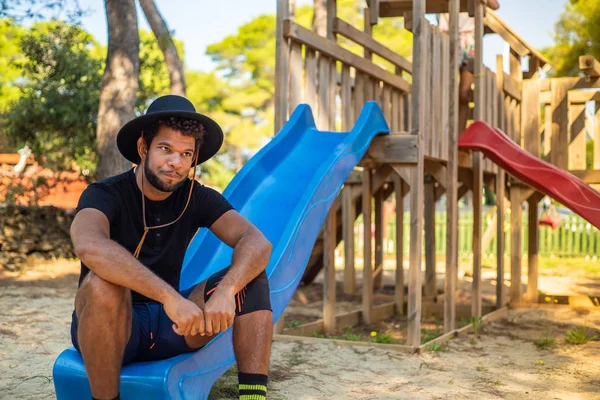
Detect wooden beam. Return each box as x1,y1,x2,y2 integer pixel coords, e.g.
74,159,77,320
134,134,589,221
569,104,587,170
526,197,539,303
407,2,426,347
484,9,548,66
362,168,374,324
333,18,412,73
510,186,522,303
579,55,600,77
550,79,569,170
274,0,291,132
323,207,337,334
496,170,506,308
522,78,540,157
378,0,470,16
503,74,522,101
394,176,405,314
369,0,380,25
424,159,447,188
568,169,600,184
374,188,385,289
365,133,418,163
274,333,417,354
424,177,437,298
343,186,356,294
284,20,411,93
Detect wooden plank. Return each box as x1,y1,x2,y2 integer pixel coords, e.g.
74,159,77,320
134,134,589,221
526,197,539,303
596,103,600,169
329,60,337,130
567,169,600,184
383,85,392,125
522,78,540,157
432,26,441,159
550,79,569,169
424,177,437,298
366,134,418,163
289,40,303,116
503,74,522,102
496,169,506,308
374,188,385,289
323,207,336,334
379,0,470,16
274,0,291,132
333,18,412,73
407,6,426,346
394,175,405,314
470,0,484,319
484,9,548,65
392,89,401,131
579,55,600,77
440,31,449,160
443,0,459,334
304,48,318,112
317,55,332,130
510,187,522,303
354,71,365,123
274,334,417,354
343,186,356,294
284,20,411,93
544,104,552,157
362,168,374,324
341,64,352,131
371,301,397,322
569,104,587,170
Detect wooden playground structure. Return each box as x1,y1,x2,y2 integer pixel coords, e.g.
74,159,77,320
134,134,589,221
273,0,600,352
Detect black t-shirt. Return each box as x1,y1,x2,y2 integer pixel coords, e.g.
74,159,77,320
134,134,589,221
75,168,233,303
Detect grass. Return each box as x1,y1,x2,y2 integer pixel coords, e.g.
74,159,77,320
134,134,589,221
313,327,361,342
566,327,598,345
427,341,449,352
471,317,484,336
285,319,304,329
534,336,556,350
375,333,393,344
421,328,442,343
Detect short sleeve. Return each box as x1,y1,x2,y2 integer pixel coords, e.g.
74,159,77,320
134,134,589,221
76,183,119,224
193,184,234,228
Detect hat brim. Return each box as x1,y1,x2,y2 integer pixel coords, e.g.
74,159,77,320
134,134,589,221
116,110,223,166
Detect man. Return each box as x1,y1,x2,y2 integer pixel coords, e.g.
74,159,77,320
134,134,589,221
70,95,273,400
438,0,499,132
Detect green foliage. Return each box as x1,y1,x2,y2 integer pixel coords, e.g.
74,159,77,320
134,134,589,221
566,327,598,345
534,336,556,350
285,319,304,329
3,20,103,172
471,317,484,336
543,0,600,77
421,328,442,343
375,332,393,344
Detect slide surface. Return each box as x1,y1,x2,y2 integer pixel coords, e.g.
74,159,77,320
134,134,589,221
459,121,600,230
53,102,389,399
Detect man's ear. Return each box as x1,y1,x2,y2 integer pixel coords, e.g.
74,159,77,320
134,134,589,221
137,135,147,162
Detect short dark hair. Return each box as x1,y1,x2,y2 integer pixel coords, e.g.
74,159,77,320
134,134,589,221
143,117,205,155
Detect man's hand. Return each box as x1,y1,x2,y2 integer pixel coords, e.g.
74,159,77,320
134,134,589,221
203,289,236,336
163,294,205,336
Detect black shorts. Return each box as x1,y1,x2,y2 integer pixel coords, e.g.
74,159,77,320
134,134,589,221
70,268,271,364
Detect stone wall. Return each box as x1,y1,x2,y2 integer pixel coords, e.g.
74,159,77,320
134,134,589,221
0,205,75,271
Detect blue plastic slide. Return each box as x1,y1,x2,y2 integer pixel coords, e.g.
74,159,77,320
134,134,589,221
53,102,389,399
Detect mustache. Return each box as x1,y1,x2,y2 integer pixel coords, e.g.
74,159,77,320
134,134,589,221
159,169,182,178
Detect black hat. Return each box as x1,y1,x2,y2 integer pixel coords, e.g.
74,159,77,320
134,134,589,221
116,95,223,166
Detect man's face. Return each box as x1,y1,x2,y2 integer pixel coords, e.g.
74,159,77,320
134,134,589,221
144,126,196,193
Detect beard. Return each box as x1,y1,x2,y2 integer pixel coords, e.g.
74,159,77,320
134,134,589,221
144,156,187,193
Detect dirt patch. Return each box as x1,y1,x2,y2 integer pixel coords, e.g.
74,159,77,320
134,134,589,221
1,260,600,399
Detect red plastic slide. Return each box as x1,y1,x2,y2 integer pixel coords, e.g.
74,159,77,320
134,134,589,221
458,121,600,230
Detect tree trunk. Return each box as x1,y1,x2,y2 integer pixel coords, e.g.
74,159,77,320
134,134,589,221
96,0,140,180
312,0,327,36
139,0,186,96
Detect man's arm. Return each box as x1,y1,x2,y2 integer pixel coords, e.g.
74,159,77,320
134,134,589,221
71,208,205,336
209,210,272,296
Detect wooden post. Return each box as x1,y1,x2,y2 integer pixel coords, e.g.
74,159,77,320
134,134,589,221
522,78,540,304
495,54,506,308
274,0,291,132
510,187,522,303
407,0,426,347
444,0,460,333
595,103,600,169
526,197,539,303
374,188,384,289
362,168,374,324
569,104,587,170
550,79,569,170
471,0,484,318
343,185,356,294
394,175,405,314
424,176,437,298
323,207,337,334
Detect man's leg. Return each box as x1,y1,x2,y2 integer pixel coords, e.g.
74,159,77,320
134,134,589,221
75,272,132,400
459,65,474,133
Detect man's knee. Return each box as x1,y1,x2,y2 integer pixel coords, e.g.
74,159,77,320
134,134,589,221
77,272,130,316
